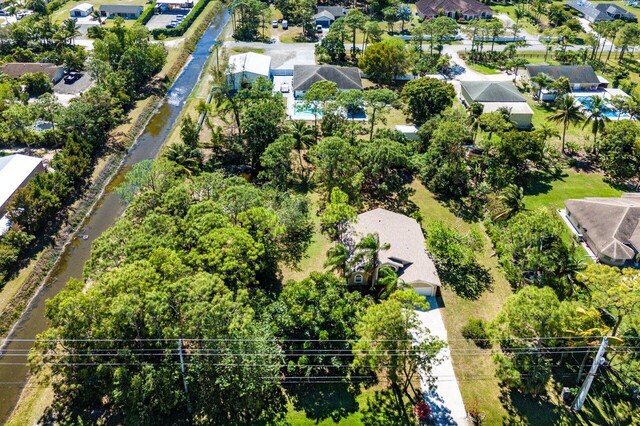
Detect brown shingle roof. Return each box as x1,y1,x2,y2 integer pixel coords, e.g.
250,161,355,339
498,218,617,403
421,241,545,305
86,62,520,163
1,62,63,80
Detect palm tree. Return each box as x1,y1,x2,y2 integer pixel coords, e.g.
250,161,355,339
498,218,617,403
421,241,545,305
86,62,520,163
165,143,202,173
62,18,80,45
582,96,609,154
91,9,102,24
376,266,409,300
324,243,349,277
290,120,315,185
353,233,390,289
531,72,554,101
535,122,560,144
492,184,524,222
549,95,583,154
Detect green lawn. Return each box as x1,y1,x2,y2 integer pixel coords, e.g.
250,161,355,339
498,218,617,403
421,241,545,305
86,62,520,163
523,169,622,210
490,4,542,36
285,385,412,425
466,62,499,75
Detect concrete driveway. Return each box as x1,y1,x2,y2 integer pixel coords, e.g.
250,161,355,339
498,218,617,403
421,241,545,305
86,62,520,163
415,297,468,426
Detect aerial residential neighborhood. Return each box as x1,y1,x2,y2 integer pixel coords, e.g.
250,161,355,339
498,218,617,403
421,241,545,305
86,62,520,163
0,0,639,424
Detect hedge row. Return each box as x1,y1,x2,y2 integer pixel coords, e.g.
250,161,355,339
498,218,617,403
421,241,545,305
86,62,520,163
151,0,211,39
137,1,156,25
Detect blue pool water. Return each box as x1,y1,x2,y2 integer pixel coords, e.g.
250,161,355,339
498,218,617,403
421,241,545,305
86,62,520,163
575,96,628,119
293,101,323,120
292,100,367,121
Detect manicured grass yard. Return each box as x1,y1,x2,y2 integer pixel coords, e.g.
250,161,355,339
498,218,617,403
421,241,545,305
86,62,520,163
523,169,622,210
466,62,499,75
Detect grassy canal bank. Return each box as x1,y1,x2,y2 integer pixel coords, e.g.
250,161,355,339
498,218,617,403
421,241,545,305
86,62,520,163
3,3,229,423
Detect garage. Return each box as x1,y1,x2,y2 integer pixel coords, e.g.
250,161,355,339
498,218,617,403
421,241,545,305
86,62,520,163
411,282,437,297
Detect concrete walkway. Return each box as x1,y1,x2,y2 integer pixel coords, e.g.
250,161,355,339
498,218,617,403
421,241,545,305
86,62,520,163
415,297,468,426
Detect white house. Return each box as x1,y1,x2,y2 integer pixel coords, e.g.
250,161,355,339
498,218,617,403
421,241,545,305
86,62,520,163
348,208,441,296
0,154,44,216
459,80,533,129
70,2,94,17
100,4,144,19
226,52,271,91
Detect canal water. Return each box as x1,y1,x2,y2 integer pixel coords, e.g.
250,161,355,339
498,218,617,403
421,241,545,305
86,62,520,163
0,9,230,421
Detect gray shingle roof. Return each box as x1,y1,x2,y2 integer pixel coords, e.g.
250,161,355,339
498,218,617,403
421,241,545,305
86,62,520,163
350,208,441,286
460,81,526,103
292,65,362,92
566,1,636,22
316,6,346,19
526,65,600,85
565,195,640,261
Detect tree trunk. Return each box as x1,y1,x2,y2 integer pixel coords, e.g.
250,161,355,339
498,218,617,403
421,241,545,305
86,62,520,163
562,119,567,153
612,315,623,336
369,108,377,140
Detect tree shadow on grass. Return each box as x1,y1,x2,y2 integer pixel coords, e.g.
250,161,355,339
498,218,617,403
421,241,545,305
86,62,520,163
288,382,359,423
360,389,414,426
523,169,567,199
499,387,564,426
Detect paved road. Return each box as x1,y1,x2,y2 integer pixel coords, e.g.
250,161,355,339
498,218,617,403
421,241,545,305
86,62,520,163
415,297,468,426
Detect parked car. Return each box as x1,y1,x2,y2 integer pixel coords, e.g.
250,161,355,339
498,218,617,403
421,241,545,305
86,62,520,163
272,19,278,28
316,24,323,33
282,20,288,29
280,82,289,93
166,22,177,28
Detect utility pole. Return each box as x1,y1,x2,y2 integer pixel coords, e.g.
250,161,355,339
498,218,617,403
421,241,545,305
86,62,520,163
572,336,608,412
178,338,193,415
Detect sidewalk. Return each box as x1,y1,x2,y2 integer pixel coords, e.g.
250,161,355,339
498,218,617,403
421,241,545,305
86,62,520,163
415,297,468,426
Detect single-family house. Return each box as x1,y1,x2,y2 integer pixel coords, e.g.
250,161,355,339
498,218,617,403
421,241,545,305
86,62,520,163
314,6,347,28
565,195,640,266
1,62,65,84
348,208,441,296
415,0,493,20
100,4,144,19
292,65,362,98
565,1,636,23
0,154,44,216
460,80,533,129
70,2,94,17
226,52,271,91
525,65,606,100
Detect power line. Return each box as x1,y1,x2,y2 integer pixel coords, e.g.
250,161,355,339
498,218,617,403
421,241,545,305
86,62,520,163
4,335,638,343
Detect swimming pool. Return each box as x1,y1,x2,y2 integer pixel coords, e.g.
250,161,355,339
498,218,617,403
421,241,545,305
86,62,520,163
293,101,323,120
291,100,367,121
575,96,630,119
